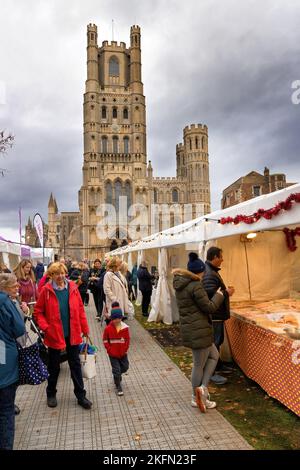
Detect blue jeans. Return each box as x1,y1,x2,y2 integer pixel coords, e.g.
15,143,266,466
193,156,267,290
0,382,17,450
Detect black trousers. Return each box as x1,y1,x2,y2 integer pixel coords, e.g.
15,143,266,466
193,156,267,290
92,290,100,315
109,355,129,386
46,338,86,400
141,290,152,315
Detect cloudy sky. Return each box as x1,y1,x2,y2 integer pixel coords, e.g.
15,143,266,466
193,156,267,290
0,0,299,242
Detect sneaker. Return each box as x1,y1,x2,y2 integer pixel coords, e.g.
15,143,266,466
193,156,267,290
216,364,234,374
77,397,92,409
210,374,228,385
47,396,57,408
195,385,208,413
191,399,198,408
206,398,217,409
117,385,124,396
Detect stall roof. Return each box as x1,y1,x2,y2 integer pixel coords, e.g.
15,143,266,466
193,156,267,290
109,183,300,255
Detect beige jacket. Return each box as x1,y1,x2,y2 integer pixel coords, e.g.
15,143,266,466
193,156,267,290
103,271,129,317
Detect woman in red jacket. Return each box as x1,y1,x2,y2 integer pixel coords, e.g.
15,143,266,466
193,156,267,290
33,262,92,410
103,302,130,396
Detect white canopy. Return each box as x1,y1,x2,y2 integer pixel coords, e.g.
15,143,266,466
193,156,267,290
109,183,300,255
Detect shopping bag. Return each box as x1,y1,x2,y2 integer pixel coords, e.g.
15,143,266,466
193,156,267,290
17,335,49,385
127,300,135,320
79,337,97,380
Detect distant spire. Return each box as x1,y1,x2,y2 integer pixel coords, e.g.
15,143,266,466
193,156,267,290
48,192,55,208
27,216,32,227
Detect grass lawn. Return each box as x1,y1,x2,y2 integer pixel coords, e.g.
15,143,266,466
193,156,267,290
134,305,300,450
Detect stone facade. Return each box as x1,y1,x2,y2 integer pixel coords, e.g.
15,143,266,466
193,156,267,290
221,167,294,209
26,24,211,260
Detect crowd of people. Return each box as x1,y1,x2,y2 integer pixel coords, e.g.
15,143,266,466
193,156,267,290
0,247,234,449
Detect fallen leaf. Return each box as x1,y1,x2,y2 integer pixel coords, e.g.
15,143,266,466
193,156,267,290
236,409,246,415
134,434,141,441
204,435,210,440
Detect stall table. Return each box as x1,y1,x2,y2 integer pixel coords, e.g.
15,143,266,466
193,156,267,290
226,300,300,417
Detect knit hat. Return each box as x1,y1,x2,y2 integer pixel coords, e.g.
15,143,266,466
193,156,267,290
187,252,205,274
111,301,123,320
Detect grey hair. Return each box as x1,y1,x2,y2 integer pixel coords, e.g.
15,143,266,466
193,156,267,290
0,273,18,291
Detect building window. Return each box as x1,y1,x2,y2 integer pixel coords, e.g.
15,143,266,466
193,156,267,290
123,108,128,119
101,106,107,119
125,181,132,209
124,136,129,153
113,136,118,153
189,139,192,150
112,107,118,119
202,136,205,149
172,189,179,203
195,137,198,149
114,180,122,212
105,182,112,204
109,56,119,76
153,188,158,203
102,136,108,153
253,186,261,197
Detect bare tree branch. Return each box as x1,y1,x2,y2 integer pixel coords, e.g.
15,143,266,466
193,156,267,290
0,130,14,154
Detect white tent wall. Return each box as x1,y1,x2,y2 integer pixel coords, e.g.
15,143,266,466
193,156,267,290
148,248,173,324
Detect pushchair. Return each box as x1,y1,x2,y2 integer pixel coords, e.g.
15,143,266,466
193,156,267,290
25,311,68,365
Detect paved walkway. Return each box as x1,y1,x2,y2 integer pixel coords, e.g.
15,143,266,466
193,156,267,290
14,302,251,450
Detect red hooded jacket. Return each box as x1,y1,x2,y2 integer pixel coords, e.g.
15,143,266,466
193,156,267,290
33,281,89,349
103,322,130,358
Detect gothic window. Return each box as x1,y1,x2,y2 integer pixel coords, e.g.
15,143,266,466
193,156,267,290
195,137,198,149
124,136,129,153
102,136,108,153
123,108,128,119
112,107,118,119
189,139,192,150
114,180,122,212
113,136,118,153
102,106,107,119
253,185,261,197
105,181,113,204
202,136,205,149
172,189,179,203
153,188,158,203
125,181,132,209
109,56,119,76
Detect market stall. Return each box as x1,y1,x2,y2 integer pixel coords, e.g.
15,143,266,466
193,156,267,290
108,184,300,415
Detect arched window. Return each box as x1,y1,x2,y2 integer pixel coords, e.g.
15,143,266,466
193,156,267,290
101,106,107,119
189,139,192,150
124,136,129,153
125,181,132,209
102,136,108,153
153,188,158,204
195,137,198,149
113,136,118,153
172,189,179,203
123,108,128,119
112,107,118,119
202,136,205,149
114,180,122,213
109,56,119,76
105,181,112,204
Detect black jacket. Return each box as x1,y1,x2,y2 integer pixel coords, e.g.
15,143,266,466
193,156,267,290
173,269,224,349
137,266,153,292
202,261,230,321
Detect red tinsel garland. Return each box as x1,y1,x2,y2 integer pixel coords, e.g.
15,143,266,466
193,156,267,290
220,192,300,225
283,227,300,252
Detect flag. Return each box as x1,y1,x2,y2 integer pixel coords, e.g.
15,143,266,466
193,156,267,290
19,207,22,245
33,213,44,248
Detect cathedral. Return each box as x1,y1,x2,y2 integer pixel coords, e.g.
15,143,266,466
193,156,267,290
27,23,211,260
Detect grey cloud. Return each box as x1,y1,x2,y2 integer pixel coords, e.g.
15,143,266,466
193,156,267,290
1,0,300,238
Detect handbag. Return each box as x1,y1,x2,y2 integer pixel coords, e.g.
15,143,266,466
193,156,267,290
17,333,49,385
79,336,97,380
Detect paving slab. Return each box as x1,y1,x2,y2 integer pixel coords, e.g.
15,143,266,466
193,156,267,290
14,302,252,450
